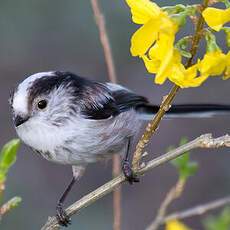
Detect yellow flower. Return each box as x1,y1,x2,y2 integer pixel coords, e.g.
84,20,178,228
223,51,230,79
142,46,178,84
169,64,209,88
126,0,161,24
126,0,178,56
198,50,227,76
126,0,227,88
143,44,212,88
223,28,230,47
202,7,230,31
148,32,177,83
224,67,230,79
130,17,162,56
165,219,191,230
143,46,208,88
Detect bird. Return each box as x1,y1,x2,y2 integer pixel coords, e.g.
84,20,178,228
9,71,230,226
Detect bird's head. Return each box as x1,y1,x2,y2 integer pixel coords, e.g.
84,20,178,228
9,71,81,151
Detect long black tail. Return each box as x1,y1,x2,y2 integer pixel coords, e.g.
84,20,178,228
137,104,230,120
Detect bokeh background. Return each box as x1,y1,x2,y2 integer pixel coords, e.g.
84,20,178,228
0,0,229,229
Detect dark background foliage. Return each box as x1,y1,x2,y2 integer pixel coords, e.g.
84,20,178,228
0,0,229,229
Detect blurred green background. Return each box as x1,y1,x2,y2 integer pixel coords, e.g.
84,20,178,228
0,0,229,229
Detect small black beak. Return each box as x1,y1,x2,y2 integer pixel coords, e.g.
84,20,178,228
14,115,29,127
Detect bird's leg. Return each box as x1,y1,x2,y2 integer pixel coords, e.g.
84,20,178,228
56,165,85,227
56,177,75,227
122,138,140,184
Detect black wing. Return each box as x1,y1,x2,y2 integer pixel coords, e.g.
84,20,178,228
80,82,149,120
111,89,149,113
51,72,148,120
80,83,120,120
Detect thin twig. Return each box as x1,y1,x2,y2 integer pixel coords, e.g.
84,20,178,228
163,195,230,222
41,133,230,230
185,0,210,68
132,85,180,170
146,179,186,230
90,0,117,84
90,1,121,230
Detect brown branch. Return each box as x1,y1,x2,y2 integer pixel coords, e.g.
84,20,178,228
0,197,22,222
163,195,230,222
132,85,180,170
185,0,210,68
146,179,186,230
90,0,117,84
90,1,121,230
41,133,230,230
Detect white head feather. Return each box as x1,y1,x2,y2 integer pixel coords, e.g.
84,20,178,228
12,71,54,115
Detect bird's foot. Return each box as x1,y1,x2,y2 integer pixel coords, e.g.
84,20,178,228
122,160,140,184
56,203,71,227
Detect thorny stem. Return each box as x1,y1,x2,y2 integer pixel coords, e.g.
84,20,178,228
41,134,230,230
90,1,121,230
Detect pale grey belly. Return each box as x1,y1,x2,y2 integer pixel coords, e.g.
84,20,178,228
33,110,141,165
33,139,128,165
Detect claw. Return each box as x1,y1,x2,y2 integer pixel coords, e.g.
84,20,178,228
56,203,71,227
122,160,140,184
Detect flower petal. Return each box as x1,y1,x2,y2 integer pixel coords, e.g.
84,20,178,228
186,74,209,87
154,46,179,84
168,63,186,87
198,50,227,76
202,7,230,31
165,219,191,230
142,55,159,73
126,0,161,24
223,51,230,79
155,48,174,84
130,18,160,56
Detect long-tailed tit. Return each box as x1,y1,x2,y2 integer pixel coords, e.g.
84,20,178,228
9,71,230,226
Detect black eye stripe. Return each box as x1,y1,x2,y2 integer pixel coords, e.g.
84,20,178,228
37,100,47,109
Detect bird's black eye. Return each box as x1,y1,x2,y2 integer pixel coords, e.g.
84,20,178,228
37,100,47,110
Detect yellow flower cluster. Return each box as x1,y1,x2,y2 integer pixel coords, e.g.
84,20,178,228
201,6,230,80
165,219,191,230
126,0,230,88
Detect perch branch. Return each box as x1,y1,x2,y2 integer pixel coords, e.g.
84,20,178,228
41,133,230,230
90,1,121,230
163,195,230,222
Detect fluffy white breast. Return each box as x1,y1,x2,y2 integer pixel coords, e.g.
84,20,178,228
16,119,73,154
